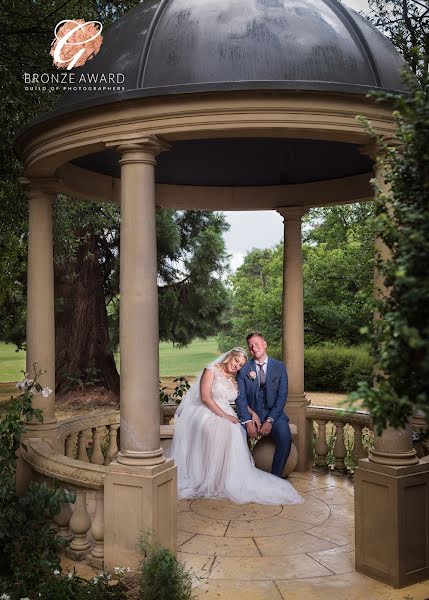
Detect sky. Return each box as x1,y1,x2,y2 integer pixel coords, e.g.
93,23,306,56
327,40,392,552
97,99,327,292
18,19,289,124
223,0,371,271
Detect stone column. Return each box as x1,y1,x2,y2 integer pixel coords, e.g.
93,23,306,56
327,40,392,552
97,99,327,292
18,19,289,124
354,148,429,588
20,179,57,433
104,137,177,570
277,206,312,472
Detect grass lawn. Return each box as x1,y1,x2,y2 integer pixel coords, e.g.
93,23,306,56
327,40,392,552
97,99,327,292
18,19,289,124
0,341,26,383
0,337,220,383
159,337,220,376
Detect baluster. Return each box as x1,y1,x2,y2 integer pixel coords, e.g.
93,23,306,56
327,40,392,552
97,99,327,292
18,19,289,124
91,427,105,465
65,433,78,458
353,424,366,464
77,429,91,463
53,499,73,543
333,422,347,471
89,490,104,568
315,419,329,467
66,488,91,560
104,424,119,465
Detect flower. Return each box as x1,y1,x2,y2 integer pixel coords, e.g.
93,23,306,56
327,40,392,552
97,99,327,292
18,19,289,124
42,386,52,397
247,371,257,380
67,573,73,579
53,569,61,576
20,597,31,600
1,594,11,600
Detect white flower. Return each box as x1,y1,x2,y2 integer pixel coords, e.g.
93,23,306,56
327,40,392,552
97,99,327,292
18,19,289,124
67,573,73,579
20,597,31,600
247,371,257,380
41,386,52,397
92,576,99,584
53,568,61,575
1,594,11,600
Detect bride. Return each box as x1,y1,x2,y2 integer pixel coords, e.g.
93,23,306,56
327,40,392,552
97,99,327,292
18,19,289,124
170,347,303,505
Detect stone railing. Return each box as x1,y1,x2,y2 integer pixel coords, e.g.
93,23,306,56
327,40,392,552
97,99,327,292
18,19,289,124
306,405,373,472
20,410,174,568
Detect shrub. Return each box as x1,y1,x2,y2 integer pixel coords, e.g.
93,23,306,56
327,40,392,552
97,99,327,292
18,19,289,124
304,346,372,393
139,536,193,600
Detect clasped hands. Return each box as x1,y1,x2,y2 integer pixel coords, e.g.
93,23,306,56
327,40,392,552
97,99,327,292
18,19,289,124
246,413,272,439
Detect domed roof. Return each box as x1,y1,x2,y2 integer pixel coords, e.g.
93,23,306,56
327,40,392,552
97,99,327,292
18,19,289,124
59,0,408,112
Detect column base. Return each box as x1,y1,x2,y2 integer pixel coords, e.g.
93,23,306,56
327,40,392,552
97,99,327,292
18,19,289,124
286,395,312,472
355,456,429,588
117,447,166,466
87,555,104,570
65,545,91,561
23,422,60,452
104,458,177,570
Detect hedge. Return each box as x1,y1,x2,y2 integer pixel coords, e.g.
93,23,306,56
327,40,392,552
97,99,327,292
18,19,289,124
270,345,373,393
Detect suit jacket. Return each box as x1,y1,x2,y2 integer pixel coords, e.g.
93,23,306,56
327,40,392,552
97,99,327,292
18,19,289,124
235,357,288,424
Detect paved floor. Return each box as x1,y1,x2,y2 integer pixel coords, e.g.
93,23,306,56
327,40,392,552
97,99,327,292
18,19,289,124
175,471,429,600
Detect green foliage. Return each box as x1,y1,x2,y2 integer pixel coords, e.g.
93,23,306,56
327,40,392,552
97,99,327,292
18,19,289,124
0,368,69,593
139,536,193,600
350,71,429,432
61,365,102,394
218,204,374,352
305,346,372,392
368,0,428,81
159,377,191,404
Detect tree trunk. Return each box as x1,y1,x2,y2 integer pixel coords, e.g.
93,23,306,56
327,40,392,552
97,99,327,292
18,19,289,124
55,234,119,395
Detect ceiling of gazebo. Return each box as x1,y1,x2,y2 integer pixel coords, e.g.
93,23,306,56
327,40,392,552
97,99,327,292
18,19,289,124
73,138,372,187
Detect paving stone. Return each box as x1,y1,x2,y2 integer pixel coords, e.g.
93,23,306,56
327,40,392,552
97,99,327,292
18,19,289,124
177,530,196,547
193,579,284,599
279,493,331,525
305,515,355,547
178,511,229,536
180,534,260,557
209,554,333,580
226,515,311,538
306,487,354,506
191,498,282,521
254,531,339,557
307,546,355,574
275,572,429,600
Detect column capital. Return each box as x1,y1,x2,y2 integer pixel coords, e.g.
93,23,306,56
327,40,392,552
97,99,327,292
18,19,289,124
19,177,60,197
359,136,402,161
276,205,309,221
111,135,171,165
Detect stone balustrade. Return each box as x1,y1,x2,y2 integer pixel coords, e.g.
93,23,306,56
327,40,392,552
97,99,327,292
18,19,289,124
306,405,373,472
20,410,174,568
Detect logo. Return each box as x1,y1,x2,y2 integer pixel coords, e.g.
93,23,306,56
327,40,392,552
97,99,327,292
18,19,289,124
50,19,103,70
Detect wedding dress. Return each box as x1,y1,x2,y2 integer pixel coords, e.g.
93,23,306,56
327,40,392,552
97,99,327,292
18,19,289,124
170,359,304,505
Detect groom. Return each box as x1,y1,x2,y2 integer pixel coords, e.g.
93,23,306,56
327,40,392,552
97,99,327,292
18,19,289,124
236,331,292,478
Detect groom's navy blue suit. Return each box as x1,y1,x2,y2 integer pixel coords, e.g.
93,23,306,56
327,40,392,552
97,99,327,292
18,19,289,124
236,358,292,477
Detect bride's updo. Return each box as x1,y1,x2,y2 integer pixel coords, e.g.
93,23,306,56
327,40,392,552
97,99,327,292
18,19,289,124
221,347,248,363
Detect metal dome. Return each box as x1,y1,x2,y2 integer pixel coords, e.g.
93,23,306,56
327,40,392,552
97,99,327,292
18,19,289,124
58,0,408,113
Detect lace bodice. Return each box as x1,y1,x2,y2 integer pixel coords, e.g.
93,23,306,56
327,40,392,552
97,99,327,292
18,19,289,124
206,364,238,407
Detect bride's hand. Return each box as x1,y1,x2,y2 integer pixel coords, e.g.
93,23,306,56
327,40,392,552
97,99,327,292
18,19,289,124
224,414,240,424
252,413,261,430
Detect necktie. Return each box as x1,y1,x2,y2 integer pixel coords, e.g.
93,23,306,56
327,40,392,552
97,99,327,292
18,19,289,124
257,363,266,386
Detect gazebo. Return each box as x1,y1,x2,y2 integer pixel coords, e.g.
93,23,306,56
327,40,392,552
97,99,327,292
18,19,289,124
15,0,429,587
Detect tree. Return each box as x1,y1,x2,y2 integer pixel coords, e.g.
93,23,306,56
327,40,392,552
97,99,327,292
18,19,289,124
0,1,230,393
351,73,429,431
218,204,375,351
367,0,428,80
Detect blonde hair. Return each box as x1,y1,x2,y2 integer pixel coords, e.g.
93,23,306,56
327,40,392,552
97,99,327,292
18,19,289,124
221,347,247,364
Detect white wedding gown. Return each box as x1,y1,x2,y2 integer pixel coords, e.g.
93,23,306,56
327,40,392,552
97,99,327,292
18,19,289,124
170,364,304,505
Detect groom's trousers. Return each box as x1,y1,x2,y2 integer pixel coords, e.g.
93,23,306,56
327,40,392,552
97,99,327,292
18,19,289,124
253,386,292,477
270,414,292,477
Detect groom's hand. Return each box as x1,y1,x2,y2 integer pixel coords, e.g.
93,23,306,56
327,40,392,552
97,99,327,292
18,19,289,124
260,420,273,436
246,421,258,438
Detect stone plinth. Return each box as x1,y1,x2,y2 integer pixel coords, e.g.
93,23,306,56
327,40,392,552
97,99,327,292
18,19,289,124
104,459,177,570
355,456,429,588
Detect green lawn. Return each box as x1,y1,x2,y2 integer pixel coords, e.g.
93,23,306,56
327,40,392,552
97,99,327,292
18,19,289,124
0,342,26,382
159,337,220,376
0,337,220,382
